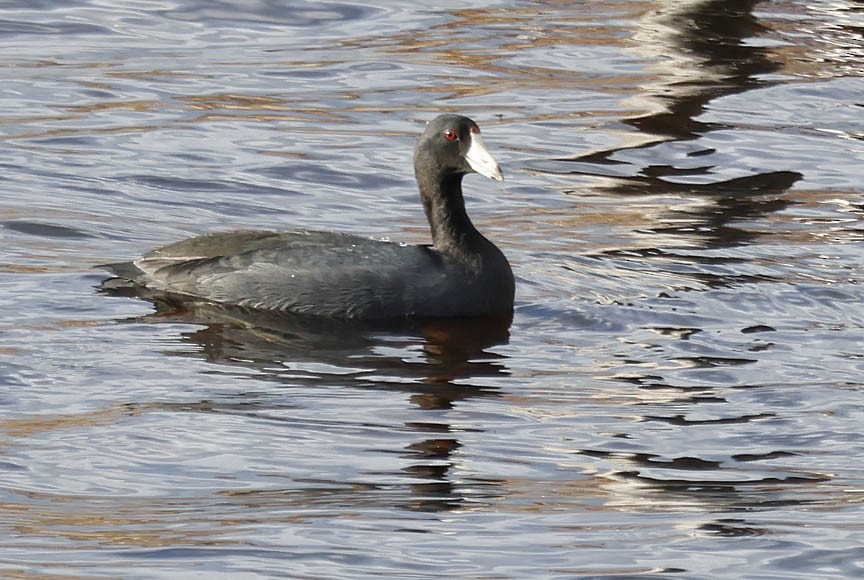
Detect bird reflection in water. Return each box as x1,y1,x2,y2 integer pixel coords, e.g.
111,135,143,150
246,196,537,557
101,285,512,512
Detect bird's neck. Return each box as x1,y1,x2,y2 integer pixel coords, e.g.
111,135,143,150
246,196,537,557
418,172,486,257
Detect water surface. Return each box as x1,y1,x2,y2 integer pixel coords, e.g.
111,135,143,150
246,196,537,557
2,1,864,578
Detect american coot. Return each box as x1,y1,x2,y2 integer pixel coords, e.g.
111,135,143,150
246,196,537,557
101,114,514,320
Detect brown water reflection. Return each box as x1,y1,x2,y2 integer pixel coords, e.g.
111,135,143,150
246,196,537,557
627,0,777,138
516,0,852,302
547,0,786,179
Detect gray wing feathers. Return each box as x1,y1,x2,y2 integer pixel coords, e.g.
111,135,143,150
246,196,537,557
107,230,451,318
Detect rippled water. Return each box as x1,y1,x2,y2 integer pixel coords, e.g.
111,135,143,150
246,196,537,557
2,1,864,578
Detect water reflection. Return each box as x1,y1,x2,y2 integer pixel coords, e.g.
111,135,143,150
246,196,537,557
540,1,800,251
600,170,802,251
101,288,511,512
522,0,841,514
628,0,778,138
586,446,832,515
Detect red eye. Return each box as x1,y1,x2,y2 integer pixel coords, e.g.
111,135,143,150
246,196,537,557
443,129,458,141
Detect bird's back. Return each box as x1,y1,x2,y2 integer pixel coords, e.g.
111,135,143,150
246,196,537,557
101,230,512,319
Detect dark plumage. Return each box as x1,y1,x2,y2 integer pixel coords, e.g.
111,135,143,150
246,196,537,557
100,114,514,320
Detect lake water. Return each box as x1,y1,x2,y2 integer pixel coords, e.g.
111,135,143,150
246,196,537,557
2,1,864,578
